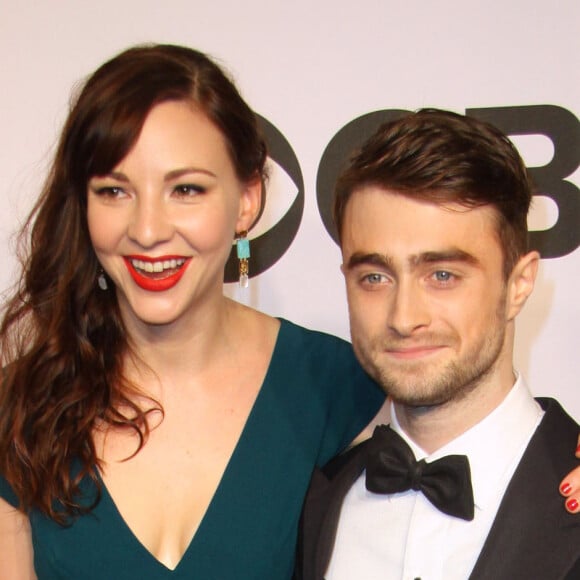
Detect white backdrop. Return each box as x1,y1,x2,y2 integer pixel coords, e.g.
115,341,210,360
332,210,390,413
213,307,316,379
1,0,579,417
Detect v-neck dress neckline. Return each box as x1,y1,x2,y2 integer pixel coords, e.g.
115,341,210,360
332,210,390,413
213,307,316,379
95,319,287,574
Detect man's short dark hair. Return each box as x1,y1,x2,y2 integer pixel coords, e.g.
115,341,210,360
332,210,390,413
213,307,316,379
333,109,533,278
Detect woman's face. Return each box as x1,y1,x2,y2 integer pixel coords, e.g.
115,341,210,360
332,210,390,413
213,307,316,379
87,100,261,330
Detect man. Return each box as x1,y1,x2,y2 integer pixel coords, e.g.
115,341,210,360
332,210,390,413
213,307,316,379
297,110,580,579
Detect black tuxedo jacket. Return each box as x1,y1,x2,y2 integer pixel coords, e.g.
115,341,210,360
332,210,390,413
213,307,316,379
295,398,580,580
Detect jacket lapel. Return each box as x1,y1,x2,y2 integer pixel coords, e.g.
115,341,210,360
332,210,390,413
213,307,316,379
469,399,580,579
302,441,370,579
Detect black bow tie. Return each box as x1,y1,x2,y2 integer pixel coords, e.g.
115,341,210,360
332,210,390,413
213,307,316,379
365,425,474,521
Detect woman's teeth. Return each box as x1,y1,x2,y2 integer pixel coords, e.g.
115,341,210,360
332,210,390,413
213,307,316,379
131,258,186,273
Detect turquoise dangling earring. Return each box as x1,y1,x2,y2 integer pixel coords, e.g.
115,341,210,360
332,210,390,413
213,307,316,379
236,231,250,288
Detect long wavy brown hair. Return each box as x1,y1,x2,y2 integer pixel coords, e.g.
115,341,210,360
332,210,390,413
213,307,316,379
0,44,267,523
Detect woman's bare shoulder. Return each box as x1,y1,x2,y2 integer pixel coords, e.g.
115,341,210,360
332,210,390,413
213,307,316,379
0,498,36,579
227,300,281,345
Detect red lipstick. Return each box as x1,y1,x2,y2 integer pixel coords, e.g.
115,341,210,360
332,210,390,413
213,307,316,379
124,256,191,292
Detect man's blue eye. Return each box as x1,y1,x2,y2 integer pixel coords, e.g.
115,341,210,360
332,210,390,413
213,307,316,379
365,273,385,284
434,271,453,282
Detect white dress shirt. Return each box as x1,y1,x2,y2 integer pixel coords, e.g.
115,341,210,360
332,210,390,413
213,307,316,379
325,375,544,580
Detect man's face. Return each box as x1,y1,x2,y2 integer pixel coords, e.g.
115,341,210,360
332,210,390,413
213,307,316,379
340,187,513,408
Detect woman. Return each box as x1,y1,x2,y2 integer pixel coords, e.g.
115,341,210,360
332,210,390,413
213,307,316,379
0,45,384,578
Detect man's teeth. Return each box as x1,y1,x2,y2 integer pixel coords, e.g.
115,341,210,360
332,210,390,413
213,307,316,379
131,258,186,273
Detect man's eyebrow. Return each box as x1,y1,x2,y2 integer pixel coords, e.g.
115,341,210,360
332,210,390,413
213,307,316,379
345,252,394,270
344,249,481,271
411,249,481,267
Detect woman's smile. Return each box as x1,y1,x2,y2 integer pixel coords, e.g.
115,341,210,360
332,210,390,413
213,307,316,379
124,255,191,292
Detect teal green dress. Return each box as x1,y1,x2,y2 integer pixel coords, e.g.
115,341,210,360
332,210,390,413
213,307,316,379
0,319,384,579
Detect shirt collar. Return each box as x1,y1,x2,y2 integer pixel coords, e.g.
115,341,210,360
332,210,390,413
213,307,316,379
390,374,544,511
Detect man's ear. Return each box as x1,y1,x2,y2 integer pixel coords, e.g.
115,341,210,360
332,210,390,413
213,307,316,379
236,175,263,233
506,251,540,320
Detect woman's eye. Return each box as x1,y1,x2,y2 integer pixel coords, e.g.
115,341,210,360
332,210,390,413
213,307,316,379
174,184,206,196
94,186,125,198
